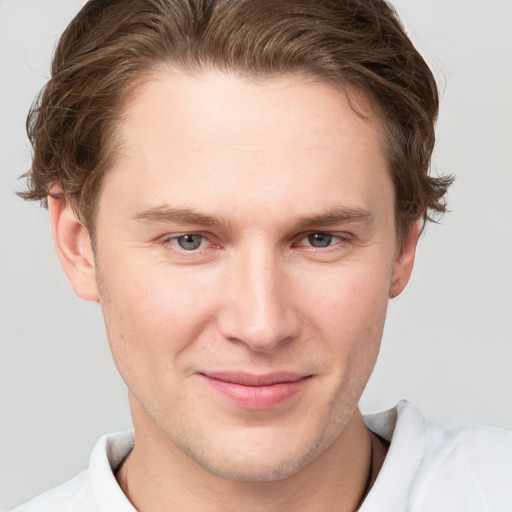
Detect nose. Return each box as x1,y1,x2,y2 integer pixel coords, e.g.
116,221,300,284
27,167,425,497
217,246,301,352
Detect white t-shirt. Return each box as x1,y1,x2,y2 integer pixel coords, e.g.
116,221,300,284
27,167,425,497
11,401,512,511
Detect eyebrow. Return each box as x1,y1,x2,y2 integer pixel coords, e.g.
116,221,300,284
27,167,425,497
294,206,373,230
133,205,229,227
133,204,373,230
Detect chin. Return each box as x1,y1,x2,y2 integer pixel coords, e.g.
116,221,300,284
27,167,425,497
176,424,335,483
194,451,312,483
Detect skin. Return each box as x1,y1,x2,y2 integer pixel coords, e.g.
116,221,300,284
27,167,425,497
49,71,418,511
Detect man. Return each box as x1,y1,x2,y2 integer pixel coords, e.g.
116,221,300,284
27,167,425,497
10,0,512,510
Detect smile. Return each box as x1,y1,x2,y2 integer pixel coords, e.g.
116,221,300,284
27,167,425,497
199,372,312,410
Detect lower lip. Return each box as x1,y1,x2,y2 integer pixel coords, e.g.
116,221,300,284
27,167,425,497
201,375,311,410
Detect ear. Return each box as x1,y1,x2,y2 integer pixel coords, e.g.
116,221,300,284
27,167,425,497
48,194,99,301
389,222,420,299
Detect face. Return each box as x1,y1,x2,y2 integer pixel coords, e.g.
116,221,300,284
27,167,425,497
62,71,416,482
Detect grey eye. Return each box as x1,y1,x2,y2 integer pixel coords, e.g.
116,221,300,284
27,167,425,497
307,233,333,248
176,234,203,250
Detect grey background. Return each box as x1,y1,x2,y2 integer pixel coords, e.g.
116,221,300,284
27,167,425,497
1,0,511,509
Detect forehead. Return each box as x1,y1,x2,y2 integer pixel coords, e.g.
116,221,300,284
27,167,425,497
121,70,383,155
100,70,392,228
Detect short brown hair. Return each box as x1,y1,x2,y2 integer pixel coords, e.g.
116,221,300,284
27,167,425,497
20,0,453,245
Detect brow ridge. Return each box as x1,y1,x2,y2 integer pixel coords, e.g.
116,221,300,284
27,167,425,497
133,204,372,230
133,205,228,227
294,207,373,230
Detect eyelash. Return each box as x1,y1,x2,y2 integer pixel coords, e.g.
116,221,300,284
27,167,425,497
160,233,213,252
299,232,344,249
159,231,349,253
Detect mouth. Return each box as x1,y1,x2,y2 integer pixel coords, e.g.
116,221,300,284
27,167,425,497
198,371,312,410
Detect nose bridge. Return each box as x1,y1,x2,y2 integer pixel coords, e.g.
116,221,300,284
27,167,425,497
219,242,299,351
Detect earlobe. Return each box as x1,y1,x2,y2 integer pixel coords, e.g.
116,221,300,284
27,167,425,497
48,194,99,302
389,222,420,299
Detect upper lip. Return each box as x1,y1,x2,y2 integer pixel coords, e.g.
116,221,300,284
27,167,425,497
200,372,309,386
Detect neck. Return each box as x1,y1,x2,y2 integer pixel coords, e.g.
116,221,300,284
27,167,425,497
116,401,385,512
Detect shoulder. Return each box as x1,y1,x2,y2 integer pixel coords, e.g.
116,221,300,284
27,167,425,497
9,471,95,512
363,401,512,511
9,430,135,512
415,419,512,509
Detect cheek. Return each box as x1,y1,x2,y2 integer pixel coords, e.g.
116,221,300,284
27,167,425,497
100,252,206,325
297,262,391,391
96,256,214,382
298,262,391,336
